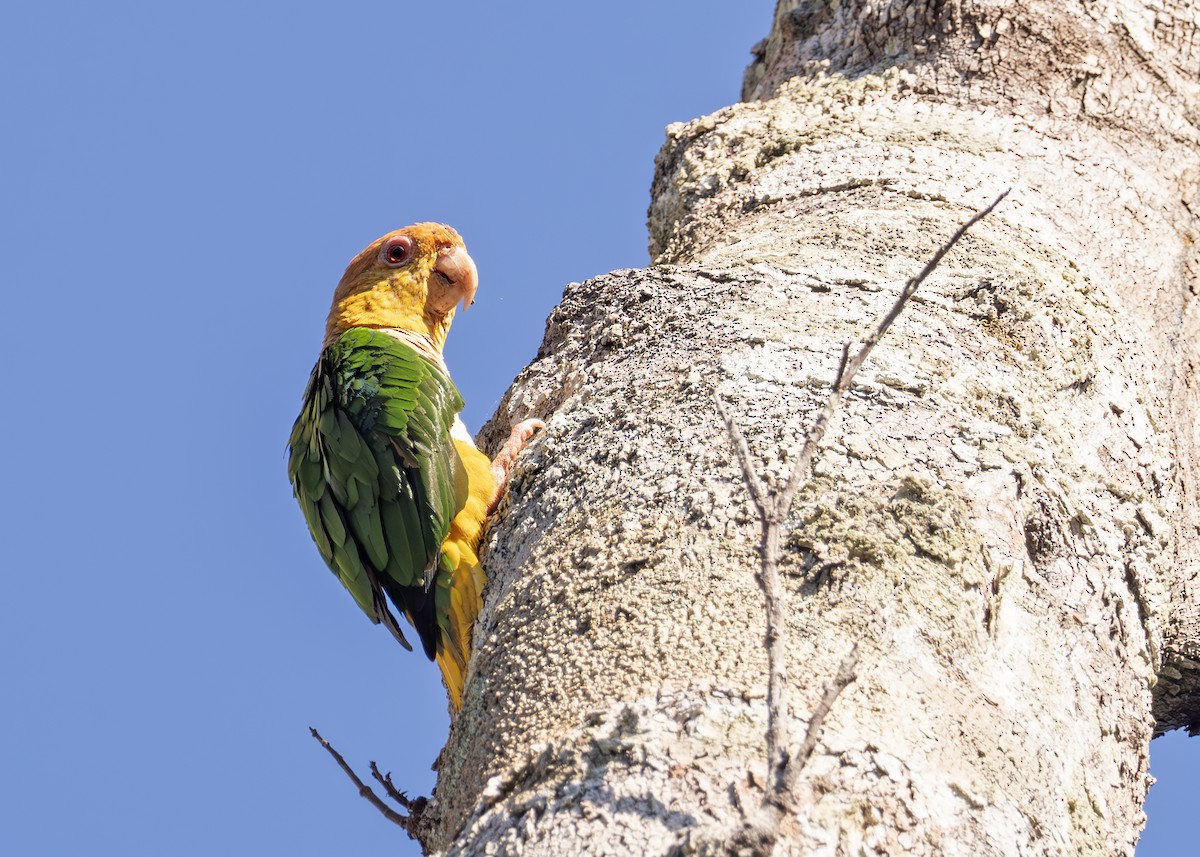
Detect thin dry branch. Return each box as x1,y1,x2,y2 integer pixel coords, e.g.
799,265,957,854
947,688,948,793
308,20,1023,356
710,650,862,856
714,393,770,516
309,727,431,845
718,192,1009,843
779,189,1010,509
371,762,428,815
781,645,859,798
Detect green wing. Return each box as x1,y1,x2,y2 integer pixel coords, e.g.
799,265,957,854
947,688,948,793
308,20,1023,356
287,327,468,657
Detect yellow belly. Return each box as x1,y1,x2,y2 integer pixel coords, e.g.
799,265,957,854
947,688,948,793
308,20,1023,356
433,438,495,709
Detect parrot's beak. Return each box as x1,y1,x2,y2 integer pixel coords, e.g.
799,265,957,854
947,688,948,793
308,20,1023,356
432,245,479,312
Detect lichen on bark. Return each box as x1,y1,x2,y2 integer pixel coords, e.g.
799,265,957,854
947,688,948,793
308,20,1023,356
423,1,1198,853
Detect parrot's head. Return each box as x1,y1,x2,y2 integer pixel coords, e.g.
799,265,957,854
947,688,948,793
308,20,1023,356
323,223,479,351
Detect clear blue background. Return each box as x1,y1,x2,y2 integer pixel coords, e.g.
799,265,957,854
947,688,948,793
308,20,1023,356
1,3,1191,854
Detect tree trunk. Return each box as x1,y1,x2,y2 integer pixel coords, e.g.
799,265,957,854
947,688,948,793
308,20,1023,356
429,1,1199,853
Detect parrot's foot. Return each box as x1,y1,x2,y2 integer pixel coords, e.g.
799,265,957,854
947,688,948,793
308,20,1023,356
488,418,545,512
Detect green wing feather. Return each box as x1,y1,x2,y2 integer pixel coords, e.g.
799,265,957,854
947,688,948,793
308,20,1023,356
288,328,467,657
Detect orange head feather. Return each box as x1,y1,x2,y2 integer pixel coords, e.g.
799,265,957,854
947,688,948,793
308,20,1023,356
323,223,479,351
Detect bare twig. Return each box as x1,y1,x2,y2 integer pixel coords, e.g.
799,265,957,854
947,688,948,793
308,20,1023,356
780,189,1010,512
780,645,859,799
714,400,791,788
309,727,431,844
718,192,1008,841
371,761,427,814
713,650,861,856
714,393,769,515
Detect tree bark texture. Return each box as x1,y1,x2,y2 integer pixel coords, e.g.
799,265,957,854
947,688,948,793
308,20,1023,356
429,1,1199,853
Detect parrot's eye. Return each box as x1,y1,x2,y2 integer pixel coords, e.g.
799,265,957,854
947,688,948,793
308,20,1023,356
383,237,414,266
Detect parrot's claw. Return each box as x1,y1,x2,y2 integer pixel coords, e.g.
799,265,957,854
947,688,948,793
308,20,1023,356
488,418,545,512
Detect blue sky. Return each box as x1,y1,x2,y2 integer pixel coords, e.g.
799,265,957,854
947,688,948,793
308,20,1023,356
0,3,1191,854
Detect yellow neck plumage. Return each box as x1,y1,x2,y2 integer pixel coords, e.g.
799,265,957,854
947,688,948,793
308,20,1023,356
322,268,455,354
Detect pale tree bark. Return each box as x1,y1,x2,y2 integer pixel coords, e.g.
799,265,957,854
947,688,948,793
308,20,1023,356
424,0,1200,853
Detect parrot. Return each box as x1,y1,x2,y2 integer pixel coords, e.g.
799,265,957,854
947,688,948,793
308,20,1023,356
287,223,542,708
